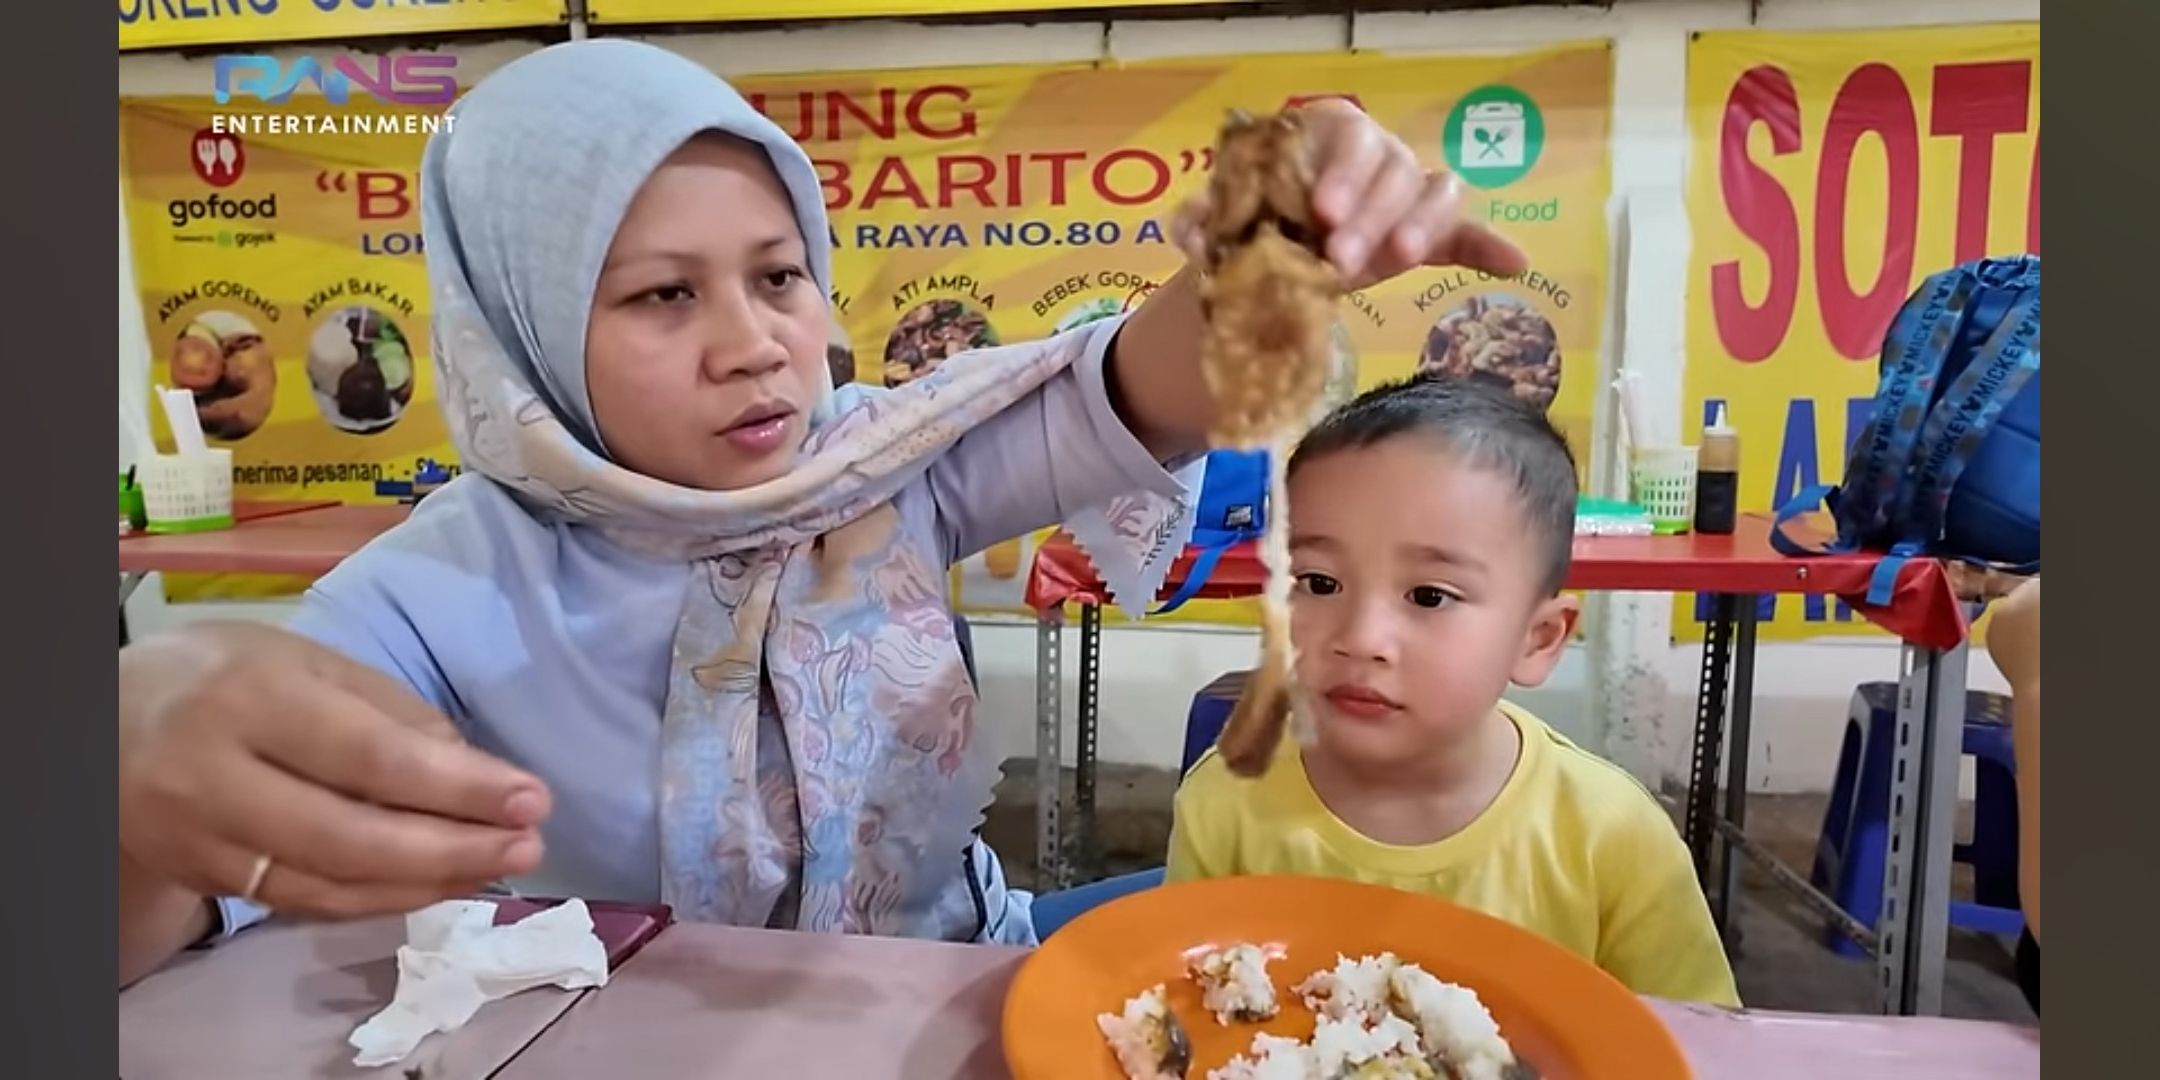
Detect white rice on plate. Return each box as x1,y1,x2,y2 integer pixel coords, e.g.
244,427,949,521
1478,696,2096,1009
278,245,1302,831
1102,950,1526,1080
1189,943,1286,1024
1385,963,1520,1080
1097,984,1193,1080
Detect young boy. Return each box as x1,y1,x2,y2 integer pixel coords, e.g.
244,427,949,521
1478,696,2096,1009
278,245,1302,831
1167,375,1739,1007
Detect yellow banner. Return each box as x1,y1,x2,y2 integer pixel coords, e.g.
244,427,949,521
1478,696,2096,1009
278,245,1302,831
119,0,564,52
122,44,1614,618
732,44,1615,623
588,1,1234,24
122,96,459,598
1680,23,2038,641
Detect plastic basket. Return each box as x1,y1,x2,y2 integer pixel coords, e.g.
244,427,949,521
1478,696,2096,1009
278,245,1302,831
1628,446,1698,535
141,449,234,534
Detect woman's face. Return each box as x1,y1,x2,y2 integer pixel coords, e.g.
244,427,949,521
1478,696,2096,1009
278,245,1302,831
586,134,828,491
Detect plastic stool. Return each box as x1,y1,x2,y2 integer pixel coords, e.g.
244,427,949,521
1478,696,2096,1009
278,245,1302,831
1031,867,1166,940
1181,671,1250,778
1810,683,2024,958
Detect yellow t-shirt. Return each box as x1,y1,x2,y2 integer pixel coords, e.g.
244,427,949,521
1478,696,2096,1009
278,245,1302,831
1166,702,1741,1007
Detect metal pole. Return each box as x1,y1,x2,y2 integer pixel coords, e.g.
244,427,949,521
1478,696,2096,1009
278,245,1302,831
1685,594,1737,883
1033,610,1066,889
1716,597,1761,945
1074,604,1103,883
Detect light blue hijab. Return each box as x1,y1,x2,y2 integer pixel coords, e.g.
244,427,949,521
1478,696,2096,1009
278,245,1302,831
425,38,833,457
403,39,1190,937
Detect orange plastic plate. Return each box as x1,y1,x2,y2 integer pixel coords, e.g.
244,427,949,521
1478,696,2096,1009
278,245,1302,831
1003,875,1693,1079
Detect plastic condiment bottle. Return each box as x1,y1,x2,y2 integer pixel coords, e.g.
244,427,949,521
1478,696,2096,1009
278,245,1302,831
1694,404,1739,535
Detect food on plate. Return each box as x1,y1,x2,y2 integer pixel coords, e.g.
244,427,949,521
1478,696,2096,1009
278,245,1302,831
1192,107,1345,779
170,310,277,440
1188,943,1285,1024
1296,953,1528,1080
1417,295,1561,413
308,306,416,431
1098,984,1194,1080
883,298,999,387
1207,1033,1316,1080
1210,1013,1438,1080
1098,948,1531,1080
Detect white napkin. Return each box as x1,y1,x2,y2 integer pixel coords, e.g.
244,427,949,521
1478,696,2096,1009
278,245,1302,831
349,897,610,1068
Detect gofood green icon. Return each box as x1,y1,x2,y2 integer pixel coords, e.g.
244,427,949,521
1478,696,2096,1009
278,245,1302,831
1443,85,1545,190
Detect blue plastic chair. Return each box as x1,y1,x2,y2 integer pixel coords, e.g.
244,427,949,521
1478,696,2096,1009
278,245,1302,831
1181,670,1250,777
1810,683,2024,958
1032,867,1166,940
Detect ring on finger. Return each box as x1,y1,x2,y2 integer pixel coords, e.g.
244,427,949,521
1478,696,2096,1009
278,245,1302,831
242,853,275,904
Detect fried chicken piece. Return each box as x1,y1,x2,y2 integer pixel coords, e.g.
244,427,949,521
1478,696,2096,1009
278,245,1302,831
1194,108,1346,777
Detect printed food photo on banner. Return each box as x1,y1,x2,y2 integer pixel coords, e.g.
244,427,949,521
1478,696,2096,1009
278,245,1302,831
885,295,1002,386
120,91,467,600
307,305,418,434
169,308,277,441
1681,22,2038,642
736,41,1614,623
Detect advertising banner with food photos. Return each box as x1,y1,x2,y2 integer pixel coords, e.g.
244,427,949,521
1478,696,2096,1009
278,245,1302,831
737,43,1616,622
121,96,455,599
121,42,1614,616
1680,23,2037,641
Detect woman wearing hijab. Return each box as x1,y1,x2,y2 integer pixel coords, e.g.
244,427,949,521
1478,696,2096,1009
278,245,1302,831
117,39,1528,986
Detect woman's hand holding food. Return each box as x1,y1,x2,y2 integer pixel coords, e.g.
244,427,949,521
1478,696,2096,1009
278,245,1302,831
119,623,552,960
1281,97,1530,288
1117,98,1531,455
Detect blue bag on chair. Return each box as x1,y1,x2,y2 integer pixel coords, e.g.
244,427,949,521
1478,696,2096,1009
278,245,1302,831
1771,255,2040,604
1153,449,1269,615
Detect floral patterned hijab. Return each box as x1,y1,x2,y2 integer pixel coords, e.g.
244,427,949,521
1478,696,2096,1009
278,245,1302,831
418,39,1191,935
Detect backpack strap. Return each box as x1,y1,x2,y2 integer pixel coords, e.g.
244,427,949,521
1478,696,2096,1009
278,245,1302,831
1768,483,1848,557
1152,536,1239,615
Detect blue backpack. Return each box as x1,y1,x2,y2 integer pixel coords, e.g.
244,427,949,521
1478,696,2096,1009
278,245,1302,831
1771,255,2040,605
1154,449,1270,614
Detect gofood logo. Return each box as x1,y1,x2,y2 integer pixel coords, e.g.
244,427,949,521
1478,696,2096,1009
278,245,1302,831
213,53,458,107
169,193,278,230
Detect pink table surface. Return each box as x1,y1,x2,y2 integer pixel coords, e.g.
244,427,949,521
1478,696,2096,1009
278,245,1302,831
499,924,2041,1080
117,916,587,1080
118,918,2040,1079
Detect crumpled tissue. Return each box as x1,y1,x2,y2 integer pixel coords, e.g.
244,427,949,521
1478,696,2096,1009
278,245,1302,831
348,897,610,1068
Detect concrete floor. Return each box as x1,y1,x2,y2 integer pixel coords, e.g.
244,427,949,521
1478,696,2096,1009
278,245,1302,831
985,760,2036,1023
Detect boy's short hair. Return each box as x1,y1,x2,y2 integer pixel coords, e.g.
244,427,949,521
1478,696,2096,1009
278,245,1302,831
1288,373,1578,596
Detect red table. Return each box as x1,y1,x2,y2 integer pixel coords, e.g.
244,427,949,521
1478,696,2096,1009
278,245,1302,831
120,503,413,578
118,502,414,646
1027,516,1968,648
1022,515,1977,1017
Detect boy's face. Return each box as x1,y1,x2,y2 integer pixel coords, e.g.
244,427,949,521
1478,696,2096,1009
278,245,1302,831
1285,436,1579,769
